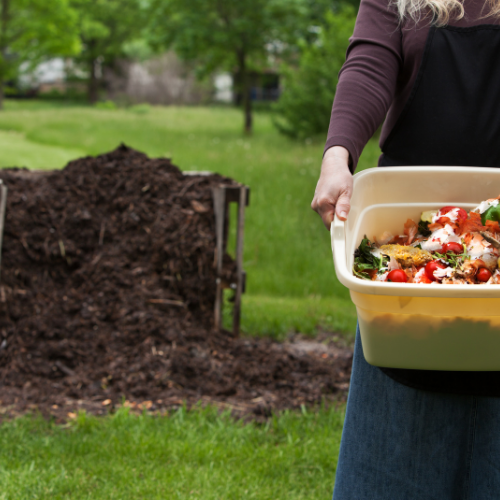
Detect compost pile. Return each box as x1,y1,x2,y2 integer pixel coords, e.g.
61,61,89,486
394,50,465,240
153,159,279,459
0,145,351,420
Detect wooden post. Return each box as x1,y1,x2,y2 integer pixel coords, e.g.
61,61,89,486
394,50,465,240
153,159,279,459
232,186,246,335
211,183,249,334
212,186,226,331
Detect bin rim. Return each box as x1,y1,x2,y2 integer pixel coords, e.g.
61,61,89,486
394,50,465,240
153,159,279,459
331,165,500,299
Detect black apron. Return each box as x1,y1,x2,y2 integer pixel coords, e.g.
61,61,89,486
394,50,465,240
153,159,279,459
378,24,500,396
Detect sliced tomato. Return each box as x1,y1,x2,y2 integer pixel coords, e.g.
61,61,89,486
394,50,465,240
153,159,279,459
476,268,492,283
436,206,467,224
425,261,446,281
458,212,486,235
387,269,408,283
443,242,463,254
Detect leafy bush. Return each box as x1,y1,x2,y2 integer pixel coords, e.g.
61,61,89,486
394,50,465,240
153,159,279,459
94,100,118,110
128,103,151,114
273,7,356,140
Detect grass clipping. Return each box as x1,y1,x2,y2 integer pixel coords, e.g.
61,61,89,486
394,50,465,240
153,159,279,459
380,244,433,267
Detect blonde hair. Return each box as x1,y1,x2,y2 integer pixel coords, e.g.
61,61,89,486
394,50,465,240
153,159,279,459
394,0,467,25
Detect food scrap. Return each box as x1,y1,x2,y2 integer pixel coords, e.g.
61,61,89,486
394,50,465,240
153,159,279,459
353,196,500,284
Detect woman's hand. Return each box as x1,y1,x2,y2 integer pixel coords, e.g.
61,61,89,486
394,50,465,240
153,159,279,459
311,146,353,230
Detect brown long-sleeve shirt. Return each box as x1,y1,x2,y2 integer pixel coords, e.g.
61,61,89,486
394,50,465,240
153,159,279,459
325,0,496,171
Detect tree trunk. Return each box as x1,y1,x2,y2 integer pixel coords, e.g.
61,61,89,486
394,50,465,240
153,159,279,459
88,56,99,104
243,75,252,135
0,0,10,111
0,76,4,111
237,50,252,135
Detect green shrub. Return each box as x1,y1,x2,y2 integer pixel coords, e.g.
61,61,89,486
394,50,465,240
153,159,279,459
94,100,118,110
273,7,356,140
128,103,151,114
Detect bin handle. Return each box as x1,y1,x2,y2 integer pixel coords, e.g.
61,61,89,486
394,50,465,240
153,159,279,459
331,214,351,286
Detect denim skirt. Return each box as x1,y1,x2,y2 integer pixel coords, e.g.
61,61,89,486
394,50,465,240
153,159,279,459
332,326,500,500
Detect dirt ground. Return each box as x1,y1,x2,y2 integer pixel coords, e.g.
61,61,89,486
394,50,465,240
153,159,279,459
0,146,352,421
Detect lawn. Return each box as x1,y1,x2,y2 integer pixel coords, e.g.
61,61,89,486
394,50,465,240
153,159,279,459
0,100,379,338
0,406,345,500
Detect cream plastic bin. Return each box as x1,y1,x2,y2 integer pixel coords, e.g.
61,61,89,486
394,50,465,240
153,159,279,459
331,166,500,371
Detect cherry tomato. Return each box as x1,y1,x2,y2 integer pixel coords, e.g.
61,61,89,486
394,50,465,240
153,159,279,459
415,267,433,283
443,242,463,254
476,268,492,282
437,206,467,224
425,261,446,281
386,269,408,283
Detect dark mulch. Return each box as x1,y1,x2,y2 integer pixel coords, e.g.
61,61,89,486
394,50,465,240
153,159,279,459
0,145,352,421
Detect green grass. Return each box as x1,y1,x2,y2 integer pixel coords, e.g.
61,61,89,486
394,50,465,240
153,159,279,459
0,130,84,168
0,100,380,336
240,295,357,340
0,406,344,499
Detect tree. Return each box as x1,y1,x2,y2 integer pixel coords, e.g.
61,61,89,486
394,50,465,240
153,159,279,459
304,0,359,23
70,0,146,103
0,0,80,109
273,7,356,140
149,0,305,135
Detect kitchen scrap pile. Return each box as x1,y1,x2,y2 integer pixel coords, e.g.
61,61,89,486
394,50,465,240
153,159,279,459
354,198,500,284
0,145,351,420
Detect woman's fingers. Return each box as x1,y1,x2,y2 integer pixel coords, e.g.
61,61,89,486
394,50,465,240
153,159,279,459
312,188,351,229
311,146,353,230
335,190,351,221
312,195,336,229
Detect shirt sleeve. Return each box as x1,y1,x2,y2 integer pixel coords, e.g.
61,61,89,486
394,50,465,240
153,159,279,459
324,0,403,172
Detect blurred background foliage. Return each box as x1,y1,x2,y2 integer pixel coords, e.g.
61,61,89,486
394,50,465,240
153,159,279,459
273,7,356,139
0,0,80,107
69,0,147,103
148,0,307,134
5,0,360,139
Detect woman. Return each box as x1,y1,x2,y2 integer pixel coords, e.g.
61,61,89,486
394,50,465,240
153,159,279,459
312,0,500,498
